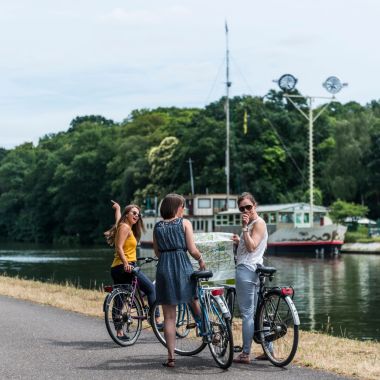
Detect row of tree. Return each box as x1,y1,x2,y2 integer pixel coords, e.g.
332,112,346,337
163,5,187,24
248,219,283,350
0,91,379,244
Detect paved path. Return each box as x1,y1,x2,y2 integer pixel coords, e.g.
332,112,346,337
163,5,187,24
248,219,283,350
0,296,352,380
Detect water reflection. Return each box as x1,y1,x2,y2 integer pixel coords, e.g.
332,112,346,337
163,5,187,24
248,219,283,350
0,243,379,341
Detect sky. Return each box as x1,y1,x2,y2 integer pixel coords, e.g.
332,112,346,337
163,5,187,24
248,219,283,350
1,0,379,149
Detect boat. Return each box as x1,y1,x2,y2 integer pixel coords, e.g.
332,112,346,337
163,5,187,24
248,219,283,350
215,203,347,255
141,199,346,256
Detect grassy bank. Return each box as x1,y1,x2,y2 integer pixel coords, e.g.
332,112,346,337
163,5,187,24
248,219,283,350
0,275,378,380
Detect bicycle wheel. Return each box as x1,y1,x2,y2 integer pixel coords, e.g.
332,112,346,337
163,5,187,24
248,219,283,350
225,288,236,323
104,289,143,347
257,293,299,366
150,302,207,356
208,295,234,369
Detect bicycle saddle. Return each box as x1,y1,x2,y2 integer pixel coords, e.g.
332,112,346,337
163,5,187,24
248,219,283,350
191,270,213,280
256,265,276,275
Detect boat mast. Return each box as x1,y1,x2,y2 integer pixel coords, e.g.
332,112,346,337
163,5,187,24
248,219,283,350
225,22,231,210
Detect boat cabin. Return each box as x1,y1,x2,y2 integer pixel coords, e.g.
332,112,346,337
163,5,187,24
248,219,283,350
215,202,330,233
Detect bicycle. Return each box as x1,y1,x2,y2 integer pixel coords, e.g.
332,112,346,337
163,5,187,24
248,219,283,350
103,256,158,347
150,270,234,369
224,264,300,367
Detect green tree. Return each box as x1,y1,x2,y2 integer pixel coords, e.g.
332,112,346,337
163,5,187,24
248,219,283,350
328,200,368,223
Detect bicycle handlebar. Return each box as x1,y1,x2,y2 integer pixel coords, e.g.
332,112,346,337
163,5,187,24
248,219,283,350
136,256,158,263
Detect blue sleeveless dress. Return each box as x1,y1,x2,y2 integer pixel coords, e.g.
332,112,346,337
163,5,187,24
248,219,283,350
154,218,196,305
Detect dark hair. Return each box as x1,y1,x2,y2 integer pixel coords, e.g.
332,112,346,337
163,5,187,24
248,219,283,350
237,192,257,207
104,204,144,246
160,193,185,219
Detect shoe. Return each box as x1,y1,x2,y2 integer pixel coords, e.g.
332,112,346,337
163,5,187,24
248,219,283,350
162,358,175,368
233,353,251,364
117,335,130,341
255,353,269,360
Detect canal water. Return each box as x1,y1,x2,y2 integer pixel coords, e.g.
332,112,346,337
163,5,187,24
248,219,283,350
0,242,379,341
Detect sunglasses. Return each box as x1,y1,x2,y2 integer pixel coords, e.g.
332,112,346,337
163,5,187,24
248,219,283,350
239,204,253,213
130,211,141,218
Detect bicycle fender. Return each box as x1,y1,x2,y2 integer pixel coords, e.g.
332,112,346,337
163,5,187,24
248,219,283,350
213,295,231,319
284,296,300,326
103,288,121,312
264,289,300,326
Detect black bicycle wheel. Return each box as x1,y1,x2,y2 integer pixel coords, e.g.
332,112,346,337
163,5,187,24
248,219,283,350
208,296,234,369
150,302,207,356
104,289,143,346
257,293,299,366
225,288,236,323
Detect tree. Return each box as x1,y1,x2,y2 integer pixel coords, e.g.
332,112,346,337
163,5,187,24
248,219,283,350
328,200,368,223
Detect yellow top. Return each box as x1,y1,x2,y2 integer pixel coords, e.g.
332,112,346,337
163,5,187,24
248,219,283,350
111,226,137,268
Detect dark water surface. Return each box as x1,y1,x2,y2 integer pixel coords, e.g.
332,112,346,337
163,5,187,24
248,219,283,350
0,242,379,341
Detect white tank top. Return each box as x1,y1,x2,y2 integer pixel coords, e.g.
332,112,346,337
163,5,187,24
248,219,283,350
236,216,268,271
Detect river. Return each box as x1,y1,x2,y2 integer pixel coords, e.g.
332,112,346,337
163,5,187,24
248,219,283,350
0,242,379,341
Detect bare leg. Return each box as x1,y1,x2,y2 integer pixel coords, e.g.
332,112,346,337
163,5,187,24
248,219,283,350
162,304,176,362
190,299,201,317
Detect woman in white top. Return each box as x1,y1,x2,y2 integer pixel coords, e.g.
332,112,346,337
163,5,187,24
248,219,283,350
231,192,268,364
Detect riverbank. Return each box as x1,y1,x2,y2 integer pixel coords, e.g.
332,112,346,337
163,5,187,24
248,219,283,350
341,242,380,253
0,275,378,380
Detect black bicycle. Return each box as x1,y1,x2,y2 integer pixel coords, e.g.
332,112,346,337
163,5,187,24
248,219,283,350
103,257,158,346
225,264,300,367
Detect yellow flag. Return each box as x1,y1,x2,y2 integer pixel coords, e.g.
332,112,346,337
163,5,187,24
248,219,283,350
243,110,248,134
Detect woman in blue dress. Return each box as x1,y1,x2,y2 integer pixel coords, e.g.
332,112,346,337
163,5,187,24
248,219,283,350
153,193,206,368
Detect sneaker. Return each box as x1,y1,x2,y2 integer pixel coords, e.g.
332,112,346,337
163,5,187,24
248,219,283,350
117,335,130,341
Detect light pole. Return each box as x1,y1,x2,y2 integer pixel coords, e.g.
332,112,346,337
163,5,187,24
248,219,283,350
273,74,348,226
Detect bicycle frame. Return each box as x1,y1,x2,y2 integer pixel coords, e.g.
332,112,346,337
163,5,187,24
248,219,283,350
188,283,231,339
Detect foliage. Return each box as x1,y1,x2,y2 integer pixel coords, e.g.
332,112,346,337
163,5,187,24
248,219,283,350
328,200,369,223
0,94,379,244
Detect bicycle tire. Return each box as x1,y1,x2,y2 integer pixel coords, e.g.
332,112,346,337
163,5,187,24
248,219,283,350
225,288,236,323
104,288,143,347
150,302,207,356
208,295,234,369
257,292,299,366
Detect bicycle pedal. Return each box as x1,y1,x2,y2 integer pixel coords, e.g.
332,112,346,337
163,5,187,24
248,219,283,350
233,345,243,353
186,322,197,329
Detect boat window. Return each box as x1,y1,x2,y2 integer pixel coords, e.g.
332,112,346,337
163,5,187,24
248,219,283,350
304,213,310,223
198,198,211,208
213,199,227,210
269,213,277,224
228,199,236,209
295,213,302,224
263,213,269,223
279,213,293,223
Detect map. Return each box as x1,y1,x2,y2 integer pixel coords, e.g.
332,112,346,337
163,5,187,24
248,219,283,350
192,232,235,281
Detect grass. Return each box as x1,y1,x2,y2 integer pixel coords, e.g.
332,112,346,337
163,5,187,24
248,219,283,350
0,274,379,380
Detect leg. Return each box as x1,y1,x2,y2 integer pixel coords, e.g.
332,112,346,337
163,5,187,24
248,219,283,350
162,304,176,365
136,271,160,319
235,265,258,357
136,270,156,309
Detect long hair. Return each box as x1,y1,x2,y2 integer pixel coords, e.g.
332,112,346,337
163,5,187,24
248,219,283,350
160,193,185,219
237,192,257,207
104,204,144,246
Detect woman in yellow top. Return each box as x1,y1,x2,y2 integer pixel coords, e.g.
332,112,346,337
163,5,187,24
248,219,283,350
105,202,157,340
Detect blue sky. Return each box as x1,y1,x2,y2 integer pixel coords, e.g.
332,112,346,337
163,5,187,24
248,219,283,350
1,0,379,148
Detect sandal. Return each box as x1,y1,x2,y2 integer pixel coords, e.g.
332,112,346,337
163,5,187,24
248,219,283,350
233,352,251,364
162,358,175,368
